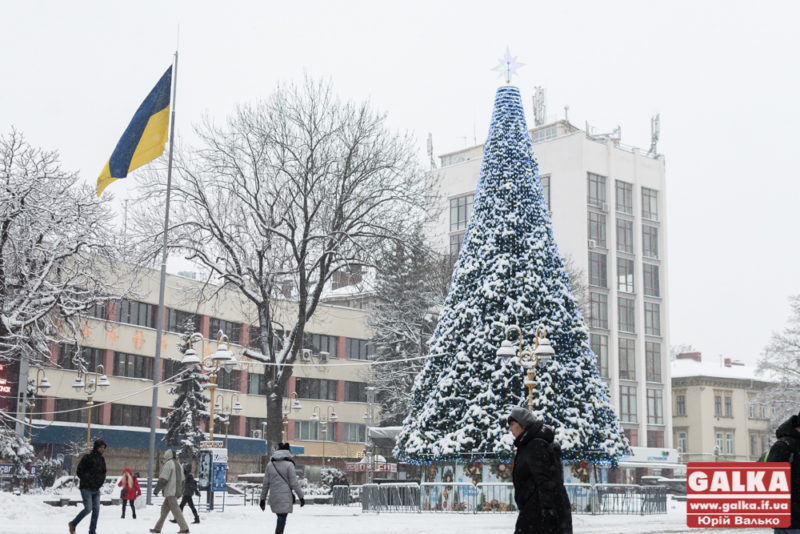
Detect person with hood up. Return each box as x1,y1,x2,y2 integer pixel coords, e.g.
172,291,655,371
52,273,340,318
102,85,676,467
150,449,189,534
259,442,305,534
68,439,107,534
767,411,800,534
117,467,141,519
170,464,201,525
507,406,572,534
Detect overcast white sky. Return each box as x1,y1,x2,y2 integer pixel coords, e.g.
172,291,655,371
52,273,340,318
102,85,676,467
1,1,798,366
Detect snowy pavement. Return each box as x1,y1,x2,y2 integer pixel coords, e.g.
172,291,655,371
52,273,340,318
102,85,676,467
0,493,768,534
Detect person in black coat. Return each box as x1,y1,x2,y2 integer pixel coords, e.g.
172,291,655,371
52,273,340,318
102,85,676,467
507,407,572,534
768,412,800,533
171,464,201,524
68,439,108,534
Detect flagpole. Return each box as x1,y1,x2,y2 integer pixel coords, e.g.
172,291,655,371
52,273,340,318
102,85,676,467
147,50,178,505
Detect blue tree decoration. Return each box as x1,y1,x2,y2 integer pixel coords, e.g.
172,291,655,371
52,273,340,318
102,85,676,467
394,86,630,466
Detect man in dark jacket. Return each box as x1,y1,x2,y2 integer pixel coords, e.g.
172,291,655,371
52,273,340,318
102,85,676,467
68,439,107,534
507,407,572,534
171,464,201,524
768,412,800,534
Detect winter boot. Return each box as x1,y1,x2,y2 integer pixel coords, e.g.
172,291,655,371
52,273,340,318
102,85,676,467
275,525,285,534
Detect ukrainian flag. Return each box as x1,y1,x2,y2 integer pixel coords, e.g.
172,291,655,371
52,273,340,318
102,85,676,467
96,66,173,196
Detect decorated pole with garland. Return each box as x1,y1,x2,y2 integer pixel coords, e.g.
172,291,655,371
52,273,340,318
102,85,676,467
394,85,630,467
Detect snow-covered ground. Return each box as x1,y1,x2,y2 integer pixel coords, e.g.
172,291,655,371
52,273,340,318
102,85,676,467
0,492,766,534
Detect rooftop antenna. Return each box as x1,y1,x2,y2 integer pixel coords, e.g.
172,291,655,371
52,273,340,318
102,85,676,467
648,113,660,155
426,133,436,170
564,105,569,123
533,86,546,126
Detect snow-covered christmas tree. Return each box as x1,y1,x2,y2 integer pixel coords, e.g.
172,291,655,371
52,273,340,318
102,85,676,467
162,319,210,463
395,85,629,466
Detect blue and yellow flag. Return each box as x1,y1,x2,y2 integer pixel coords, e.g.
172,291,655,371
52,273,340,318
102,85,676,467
96,66,172,196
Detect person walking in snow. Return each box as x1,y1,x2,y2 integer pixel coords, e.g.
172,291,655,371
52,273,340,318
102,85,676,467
170,464,201,525
507,407,572,534
117,466,141,519
150,449,189,533
767,411,800,534
259,442,305,534
68,439,107,534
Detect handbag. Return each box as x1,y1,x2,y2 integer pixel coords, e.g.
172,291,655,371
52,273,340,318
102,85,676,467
271,460,297,504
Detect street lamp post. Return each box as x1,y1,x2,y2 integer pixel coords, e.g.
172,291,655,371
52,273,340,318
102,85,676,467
496,324,555,412
311,404,338,469
27,369,51,443
282,392,302,442
71,365,111,451
215,393,243,449
363,387,376,483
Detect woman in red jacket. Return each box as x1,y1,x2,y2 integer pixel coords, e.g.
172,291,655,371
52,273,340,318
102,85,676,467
118,467,142,519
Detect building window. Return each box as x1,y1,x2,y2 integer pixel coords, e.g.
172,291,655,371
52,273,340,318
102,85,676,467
644,302,661,336
716,432,724,454
294,420,328,441
643,264,660,297
346,338,373,360
450,233,465,257
590,334,608,378
647,430,664,447
647,389,663,424
248,372,267,395
54,398,100,424
642,187,659,220
110,404,152,428
676,394,686,416
620,386,637,423
344,381,368,403
645,342,662,382
163,358,185,382
587,172,606,208
760,404,767,419
589,252,607,287
114,352,154,379
588,292,608,329
165,309,200,334
616,219,634,254
617,258,634,293
304,333,338,356
83,301,107,320
209,318,241,345
616,180,633,215
540,175,551,210
295,378,338,401
450,195,473,232
618,297,635,333
343,423,367,443
624,428,638,447
715,395,722,416
726,433,734,455
332,264,364,290
116,299,156,328
58,345,103,371
619,338,636,380
588,212,607,248
215,369,241,391
245,417,263,438
725,396,732,417
678,431,687,453
643,225,659,259
750,434,759,457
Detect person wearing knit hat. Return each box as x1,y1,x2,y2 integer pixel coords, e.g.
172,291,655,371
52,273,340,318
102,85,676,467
507,406,572,534
767,412,800,533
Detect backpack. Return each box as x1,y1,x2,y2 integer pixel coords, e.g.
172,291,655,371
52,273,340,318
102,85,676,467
760,437,796,463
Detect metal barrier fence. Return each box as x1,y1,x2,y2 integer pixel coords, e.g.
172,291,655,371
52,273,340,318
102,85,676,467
341,482,667,515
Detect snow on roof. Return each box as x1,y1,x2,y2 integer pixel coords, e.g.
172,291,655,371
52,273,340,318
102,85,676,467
671,356,771,382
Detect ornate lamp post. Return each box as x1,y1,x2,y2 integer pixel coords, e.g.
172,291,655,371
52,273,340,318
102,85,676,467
180,330,236,444
496,324,555,412
311,404,338,468
282,392,302,442
215,393,243,449
362,387,376,483
27,368,51,443
72,364,111,451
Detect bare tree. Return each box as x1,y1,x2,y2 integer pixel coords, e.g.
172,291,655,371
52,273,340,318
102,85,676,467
132,78,424,451
561,253,587,317
0,129,121,366
756,294,800,429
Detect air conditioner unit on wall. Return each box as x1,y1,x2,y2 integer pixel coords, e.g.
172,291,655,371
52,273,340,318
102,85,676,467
251,429,262,439
318,351,329,363
301,349,313,362
588,239,597,249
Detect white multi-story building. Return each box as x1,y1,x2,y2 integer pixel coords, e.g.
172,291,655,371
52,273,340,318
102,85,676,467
430,118,671,451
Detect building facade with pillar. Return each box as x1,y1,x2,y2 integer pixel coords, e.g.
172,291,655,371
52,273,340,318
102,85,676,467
24,266,378,481
430,118,672,450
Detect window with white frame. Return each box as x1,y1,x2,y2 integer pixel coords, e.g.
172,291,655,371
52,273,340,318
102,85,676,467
450,195,473,232
343,423,367,443
617,258,635,293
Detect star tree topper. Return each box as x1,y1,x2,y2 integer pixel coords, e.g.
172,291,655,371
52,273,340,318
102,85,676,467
493,47,524,84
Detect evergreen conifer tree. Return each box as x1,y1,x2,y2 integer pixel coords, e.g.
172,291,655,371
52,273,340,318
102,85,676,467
395,86,629,466
162,318,210,462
